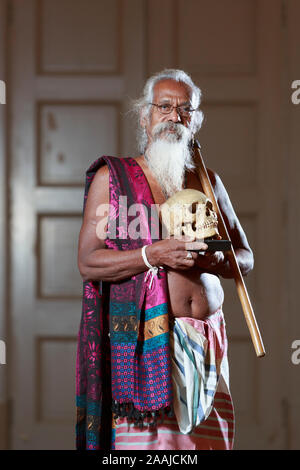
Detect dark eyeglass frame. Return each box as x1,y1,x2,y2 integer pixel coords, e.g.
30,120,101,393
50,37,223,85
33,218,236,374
149,102,197,117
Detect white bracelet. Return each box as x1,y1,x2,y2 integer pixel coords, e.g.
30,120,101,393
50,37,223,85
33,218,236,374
141,245,162,289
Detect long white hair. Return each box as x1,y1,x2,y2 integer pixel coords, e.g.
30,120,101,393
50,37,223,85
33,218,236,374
133,69,204,154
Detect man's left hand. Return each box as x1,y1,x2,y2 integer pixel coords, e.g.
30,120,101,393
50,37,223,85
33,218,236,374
194,250,226,273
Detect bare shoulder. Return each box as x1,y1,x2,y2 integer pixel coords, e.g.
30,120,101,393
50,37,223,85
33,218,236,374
78,164,110,261
207,167,217,186
84,164,109,219
92,163,109,186
206,167,225,200
206,167,235,223
90,164,109,193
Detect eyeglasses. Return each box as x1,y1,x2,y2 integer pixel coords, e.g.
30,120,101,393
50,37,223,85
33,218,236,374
150,103,197,117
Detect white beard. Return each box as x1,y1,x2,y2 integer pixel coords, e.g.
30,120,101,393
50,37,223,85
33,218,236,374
145,122,195,198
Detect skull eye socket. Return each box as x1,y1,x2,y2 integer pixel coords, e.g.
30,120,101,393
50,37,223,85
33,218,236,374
206,201,213,216
188,202,198,214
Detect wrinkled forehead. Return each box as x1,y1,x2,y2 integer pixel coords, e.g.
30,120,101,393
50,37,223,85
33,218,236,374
152,79,193,103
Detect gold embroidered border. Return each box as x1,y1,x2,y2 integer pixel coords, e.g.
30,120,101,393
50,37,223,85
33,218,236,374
87,414,101,432
111,315,137,333
143,314,169,341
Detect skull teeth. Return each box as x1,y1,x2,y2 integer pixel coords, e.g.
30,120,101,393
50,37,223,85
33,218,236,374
184,221,217,229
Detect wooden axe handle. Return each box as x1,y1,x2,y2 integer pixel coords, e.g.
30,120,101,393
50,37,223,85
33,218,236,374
193,145,265,358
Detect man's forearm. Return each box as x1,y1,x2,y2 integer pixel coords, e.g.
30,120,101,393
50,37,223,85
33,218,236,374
79,247,149,283
219,247,254,279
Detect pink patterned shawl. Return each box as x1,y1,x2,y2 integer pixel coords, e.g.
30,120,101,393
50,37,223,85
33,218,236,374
76,156,173,450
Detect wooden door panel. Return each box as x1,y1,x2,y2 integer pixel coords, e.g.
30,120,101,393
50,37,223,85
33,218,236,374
177,0,257,76
37,0,121,74
10,0,144,449
200,103,258,190
38,102,121,185
37,215,82,298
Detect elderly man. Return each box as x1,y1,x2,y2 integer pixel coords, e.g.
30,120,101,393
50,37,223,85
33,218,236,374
76,69,253,450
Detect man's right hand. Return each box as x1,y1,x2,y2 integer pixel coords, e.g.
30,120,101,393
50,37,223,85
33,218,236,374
146,236,208,270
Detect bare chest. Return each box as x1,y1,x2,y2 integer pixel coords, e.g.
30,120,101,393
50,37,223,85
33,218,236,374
133,156,204,205
133,157,223,319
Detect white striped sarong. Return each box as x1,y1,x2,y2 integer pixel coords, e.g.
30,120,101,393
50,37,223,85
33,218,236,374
170,314,224,434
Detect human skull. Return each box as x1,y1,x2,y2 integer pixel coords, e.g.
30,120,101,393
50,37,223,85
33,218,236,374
160,188,219,239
